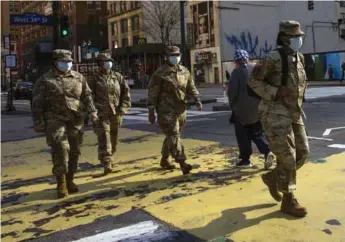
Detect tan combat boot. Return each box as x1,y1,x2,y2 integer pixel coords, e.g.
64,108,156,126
261,170,283,202
104,162,113,175
281,193,307,217
66,171,79,194
56,175,68,198
178,160,193,175
160,157,176,170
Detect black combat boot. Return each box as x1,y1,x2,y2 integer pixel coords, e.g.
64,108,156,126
66,171,79,193
160,157,176,170
178,160,193,175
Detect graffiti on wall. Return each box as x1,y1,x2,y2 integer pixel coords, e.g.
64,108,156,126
225,31,273,59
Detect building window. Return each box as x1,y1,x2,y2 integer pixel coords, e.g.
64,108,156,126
134,1,140,8
116,2,120,13
95,1,101,10
111,23,115,35
87,1,94,10
111,22,118,35
122,38,128,47
112,40,118,49
131,15,139,31
132,35,140,45
120,1,127,12
120,19,128,33
110,3,114,14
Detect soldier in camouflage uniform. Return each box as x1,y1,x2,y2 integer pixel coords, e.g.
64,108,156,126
147,46,202,175
89,50,131,175
32,49,98,198
248,21,309,217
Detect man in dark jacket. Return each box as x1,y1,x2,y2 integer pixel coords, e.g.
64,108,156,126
227,49,274,169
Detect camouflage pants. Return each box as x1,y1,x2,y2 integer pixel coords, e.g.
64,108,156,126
158,111,187,162
45,120,82,176
93,114,122,165
261,114,309,193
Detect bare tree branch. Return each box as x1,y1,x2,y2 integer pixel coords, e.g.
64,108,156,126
142,1,180,45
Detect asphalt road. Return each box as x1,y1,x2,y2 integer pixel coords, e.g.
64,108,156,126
123,95,345,161
1,91,345,241
2,90,345,161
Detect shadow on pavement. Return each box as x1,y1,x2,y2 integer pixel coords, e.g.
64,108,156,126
188,203,302,240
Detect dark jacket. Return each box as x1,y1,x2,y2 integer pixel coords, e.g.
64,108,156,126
227,64,260,125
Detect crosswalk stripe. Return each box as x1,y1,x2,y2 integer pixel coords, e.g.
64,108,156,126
71,220,165,242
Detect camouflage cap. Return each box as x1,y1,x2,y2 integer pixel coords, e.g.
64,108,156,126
165,46,181,56
52,49,73,61
279,20,305,36
96,50,114,61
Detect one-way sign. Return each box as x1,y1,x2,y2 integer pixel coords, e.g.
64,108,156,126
10,13,53,25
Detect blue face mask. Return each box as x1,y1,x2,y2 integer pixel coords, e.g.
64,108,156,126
57,61,72,72
169,56,181,65
103,61,113,70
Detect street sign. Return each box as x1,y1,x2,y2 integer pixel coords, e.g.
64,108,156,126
75,64,98,75
5,55,17,68
10,13,53,25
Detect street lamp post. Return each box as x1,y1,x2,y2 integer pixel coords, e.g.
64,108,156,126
5,35,16,112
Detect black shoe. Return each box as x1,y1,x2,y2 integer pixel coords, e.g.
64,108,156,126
236,160,253,168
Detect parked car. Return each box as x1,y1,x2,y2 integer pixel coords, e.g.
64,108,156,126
8,81,33,100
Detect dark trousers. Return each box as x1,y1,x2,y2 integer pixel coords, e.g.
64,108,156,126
234,119,270,161
341,71,344,82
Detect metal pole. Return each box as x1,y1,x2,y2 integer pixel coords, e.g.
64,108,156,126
6,35,16,112
218,2,225,85
52,0,60,50
180,1,186,66
312,22,316,53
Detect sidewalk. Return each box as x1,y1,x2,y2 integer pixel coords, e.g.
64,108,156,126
198,81,345,88
1,128,345,241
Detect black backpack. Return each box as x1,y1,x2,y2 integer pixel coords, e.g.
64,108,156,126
247,48,305,100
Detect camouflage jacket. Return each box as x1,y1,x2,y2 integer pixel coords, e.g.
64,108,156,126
147,64,200,114
32,68,96,125
88,70,131,116
248,50,307,124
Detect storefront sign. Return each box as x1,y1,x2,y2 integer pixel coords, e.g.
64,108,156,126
195,52,217,63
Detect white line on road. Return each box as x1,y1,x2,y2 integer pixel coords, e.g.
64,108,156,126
307,136,333,141
71,220,171,242
322,127,345,136
327,144,345,149
123,116,148,121
187,118,214,122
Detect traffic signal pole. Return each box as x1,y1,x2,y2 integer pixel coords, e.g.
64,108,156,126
180,1,187,66
5,34,16,112
52,0,60,49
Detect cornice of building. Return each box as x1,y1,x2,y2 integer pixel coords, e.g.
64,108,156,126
108,7,143,22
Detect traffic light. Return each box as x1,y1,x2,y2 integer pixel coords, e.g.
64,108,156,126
60,15,69,37
308,0,314,10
